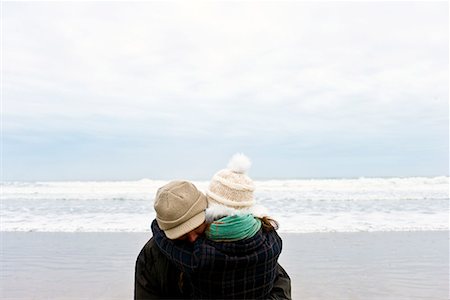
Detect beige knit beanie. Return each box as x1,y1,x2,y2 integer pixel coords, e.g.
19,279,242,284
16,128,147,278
154,180,207,239
206,153,255,209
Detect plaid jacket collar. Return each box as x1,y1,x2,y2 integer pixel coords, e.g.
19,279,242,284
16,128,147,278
151,219,270,258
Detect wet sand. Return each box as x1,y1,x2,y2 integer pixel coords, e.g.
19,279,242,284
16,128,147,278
1,231,448,299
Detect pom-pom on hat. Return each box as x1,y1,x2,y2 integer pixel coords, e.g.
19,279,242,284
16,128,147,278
206,153,255,209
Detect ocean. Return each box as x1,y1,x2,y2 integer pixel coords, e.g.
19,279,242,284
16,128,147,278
1,177,448,233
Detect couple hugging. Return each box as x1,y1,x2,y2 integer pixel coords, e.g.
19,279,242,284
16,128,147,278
135,154,291,299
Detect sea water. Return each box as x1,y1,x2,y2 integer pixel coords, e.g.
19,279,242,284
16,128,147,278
1,177,448,232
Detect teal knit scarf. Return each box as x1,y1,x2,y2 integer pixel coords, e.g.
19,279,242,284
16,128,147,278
206,214,262,242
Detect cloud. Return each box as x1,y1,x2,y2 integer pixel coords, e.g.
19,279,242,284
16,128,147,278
3,1,448,179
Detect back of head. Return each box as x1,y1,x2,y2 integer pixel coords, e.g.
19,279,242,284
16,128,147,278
154,180,207,239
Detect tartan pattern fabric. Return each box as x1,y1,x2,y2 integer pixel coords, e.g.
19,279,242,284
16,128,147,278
151,219,282,299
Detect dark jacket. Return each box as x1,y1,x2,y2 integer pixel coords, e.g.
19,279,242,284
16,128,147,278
135,236,291,299
151,220,287,299
135,237,192,299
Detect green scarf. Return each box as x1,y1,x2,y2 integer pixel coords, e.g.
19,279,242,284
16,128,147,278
206,214,262,242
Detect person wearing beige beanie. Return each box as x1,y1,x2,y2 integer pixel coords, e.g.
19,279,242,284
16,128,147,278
135,180,208,299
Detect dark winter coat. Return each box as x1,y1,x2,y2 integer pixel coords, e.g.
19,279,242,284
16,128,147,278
135,235,291,299
150,219,286,299
135,238,191,299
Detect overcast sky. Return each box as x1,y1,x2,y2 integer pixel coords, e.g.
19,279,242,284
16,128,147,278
3,1,448,181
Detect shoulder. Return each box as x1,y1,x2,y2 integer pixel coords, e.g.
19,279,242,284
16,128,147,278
136,237,173,279
265,228,283,245
257,229,283,256
136,238,156,271
137,237,170,267
135,237,189,299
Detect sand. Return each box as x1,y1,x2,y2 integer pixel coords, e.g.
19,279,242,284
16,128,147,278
1,231,448,299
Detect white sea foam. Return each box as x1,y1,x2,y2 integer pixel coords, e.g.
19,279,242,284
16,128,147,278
1,177,448,233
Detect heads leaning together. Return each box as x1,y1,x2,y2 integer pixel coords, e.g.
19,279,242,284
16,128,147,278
153,153,275,241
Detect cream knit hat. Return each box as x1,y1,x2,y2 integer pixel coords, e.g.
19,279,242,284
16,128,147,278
206,153,255,209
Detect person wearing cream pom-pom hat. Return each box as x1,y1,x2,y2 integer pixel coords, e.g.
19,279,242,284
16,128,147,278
152,153,291,299
207,153,256,209
205,153,273,225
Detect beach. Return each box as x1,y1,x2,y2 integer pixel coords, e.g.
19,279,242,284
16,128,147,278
1,231,448,300
3,1,448,299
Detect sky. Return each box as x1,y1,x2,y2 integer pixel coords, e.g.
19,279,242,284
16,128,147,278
2,1,449,181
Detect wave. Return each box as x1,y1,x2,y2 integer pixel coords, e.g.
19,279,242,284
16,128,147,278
1,177,448,233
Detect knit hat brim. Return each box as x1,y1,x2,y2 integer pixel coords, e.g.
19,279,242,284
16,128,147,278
162,210,206,240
